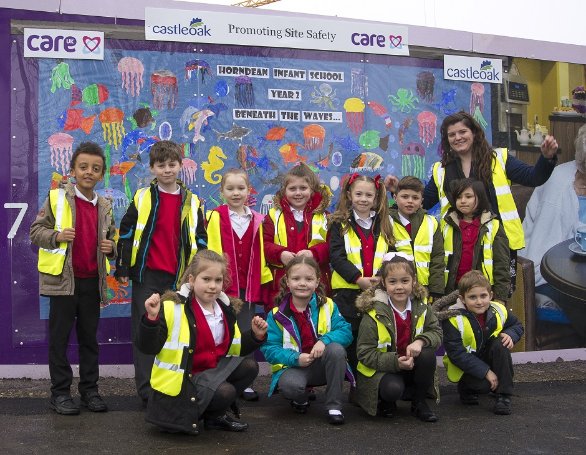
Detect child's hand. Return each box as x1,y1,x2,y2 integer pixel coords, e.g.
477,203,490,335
310,340,326,359
145,293,161,320
298,353,314,368
56,228,75,243
485,369,498,391
406,339,425,358
499,333,514,350
368,276,381,286
251,316,268,340
280,251,296,266
398,355,414,370
296,249,313,259
356,277,374,290
384,174,399,194
99,239,114,254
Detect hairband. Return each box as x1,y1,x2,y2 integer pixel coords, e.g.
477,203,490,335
382,252,414,262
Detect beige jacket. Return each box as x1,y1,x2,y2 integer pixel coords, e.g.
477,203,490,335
29,182,117,302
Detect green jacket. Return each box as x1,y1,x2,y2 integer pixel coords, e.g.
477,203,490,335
354,287,442,416
389,208,445,295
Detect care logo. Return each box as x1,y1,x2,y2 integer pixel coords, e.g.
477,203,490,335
24,28,104,60
480,60,493,71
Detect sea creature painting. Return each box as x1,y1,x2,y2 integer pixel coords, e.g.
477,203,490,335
188,109,215,143
151,70,178,110
398,117,414,146
131,106,156,130
121,129,158,161
389,88,419,113
99,107,126,150
434,88,458,115
315,143,334,169
110,161,136,199
180,105,199,137
50,62,75,93
303,124,326,150
258,124,287,147
343,98,366,135
470,83,488,129
70,83,109,106
58,109,95,135
416,111,437,146
279,143,307,164
213,123,251,143
334,135,361,154
310,83,338,109
416,71,435,102
97,188,129,209
104,274,130,305
359,130,389,151
237,144,259,174
185,59,212,83
351,68,368,98
401,142,426,180
201,146,227,184
50,172,68,190
118,57,144,97
367,100,393,128
159,121,172,141
350,152,384,171
235,76,254,108
181,158,198,185
48,132,74,175
214,79,229,98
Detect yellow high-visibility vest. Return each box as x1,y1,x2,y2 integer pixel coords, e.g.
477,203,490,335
390,216,437,286
442,218,499,286
268,208,327,250
270,298,335,374
357,306,427,377
151,299,242,396
432,148,524,249
443,301,507,382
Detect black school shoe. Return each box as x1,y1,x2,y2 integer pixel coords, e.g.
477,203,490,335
377,401,397,418
458,383,479,405
204,414,249,432
290,400,310,414
50,395,80,415
80,392,108,412
493,394,512,415
411,400,438,422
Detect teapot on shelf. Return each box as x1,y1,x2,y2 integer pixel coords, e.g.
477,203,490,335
515,128,531,146
531,129,544,146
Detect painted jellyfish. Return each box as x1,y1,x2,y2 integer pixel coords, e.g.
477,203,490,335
48,133,74,175
151,70,178,110
181,158,198,185
159,121,172,141
99,107,126,150
303,124,326,150
351,68,368,98
470,83,488,129
50,62,75,93
185,59,212,83
343,97,366,135
235,76,255,108
416,71,435,102
118,57,144,97
97,188,129,210
401,142,427,180
416,111,437,147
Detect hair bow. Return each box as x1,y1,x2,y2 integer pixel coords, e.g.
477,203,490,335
373,174,381,189
382,252,414,262
347,173,361,187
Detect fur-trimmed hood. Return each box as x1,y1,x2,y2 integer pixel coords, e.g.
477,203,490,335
431,290,466,321
161,283,243,314
273,183,331,214
355,285,427,314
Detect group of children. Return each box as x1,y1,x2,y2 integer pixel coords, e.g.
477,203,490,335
30,139,523,434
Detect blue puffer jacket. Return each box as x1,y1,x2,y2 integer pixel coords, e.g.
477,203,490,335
261,293,354,395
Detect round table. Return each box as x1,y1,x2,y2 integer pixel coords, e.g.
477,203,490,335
540,238,586,300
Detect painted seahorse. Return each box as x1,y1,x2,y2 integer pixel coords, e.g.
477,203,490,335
201,146,227,184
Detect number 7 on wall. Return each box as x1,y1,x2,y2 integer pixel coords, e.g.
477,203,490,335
4,203,28,239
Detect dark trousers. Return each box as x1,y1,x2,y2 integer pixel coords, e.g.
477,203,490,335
378,347,436,403
48,277,100,397
204,358,259,418
459,337,514,395
278,342,348,410
131,268,176,401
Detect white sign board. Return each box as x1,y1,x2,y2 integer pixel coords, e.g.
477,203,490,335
444,55,503,84
24,28,104,60
145,7,409,56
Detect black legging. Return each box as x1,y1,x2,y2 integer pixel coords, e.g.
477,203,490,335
204,358,258,418
378,347,436,403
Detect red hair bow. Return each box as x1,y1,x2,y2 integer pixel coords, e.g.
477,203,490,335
347,173,361,187
373,174,381,189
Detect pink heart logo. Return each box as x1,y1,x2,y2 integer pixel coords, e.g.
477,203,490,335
389,35,403,48
83,36,101,53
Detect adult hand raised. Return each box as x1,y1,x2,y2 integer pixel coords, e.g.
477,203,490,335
540,135,559,159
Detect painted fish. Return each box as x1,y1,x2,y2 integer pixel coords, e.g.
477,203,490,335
351,152,384,170
58,109,96,134
279,142,307,164
213,123,251,143
188,109,214,143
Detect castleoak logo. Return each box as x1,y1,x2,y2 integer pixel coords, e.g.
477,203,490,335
190,18,204,28
480,60,493,71
151,16,211,37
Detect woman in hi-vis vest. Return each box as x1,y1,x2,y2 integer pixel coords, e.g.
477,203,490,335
386,111,559,295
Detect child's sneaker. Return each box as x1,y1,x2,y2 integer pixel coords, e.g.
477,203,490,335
290,400,310,414
493,394,512,415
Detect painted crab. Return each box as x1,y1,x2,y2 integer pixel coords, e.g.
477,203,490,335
388,88,419,113
311,83,338,109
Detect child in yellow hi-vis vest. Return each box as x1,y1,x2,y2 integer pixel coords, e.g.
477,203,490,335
433,270,524,415
30,141,116,415
137,250,267,435
354,253,442,422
